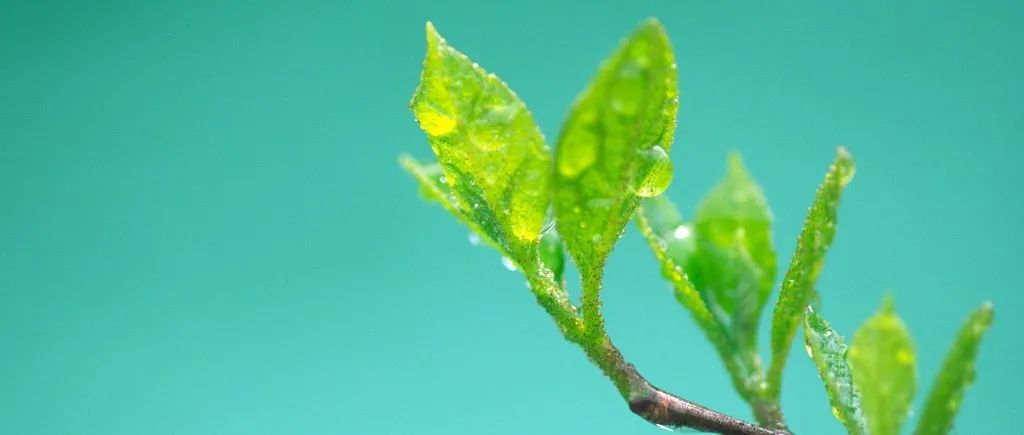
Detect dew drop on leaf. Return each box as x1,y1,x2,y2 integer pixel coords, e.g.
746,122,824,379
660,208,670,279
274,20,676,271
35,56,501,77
468,232,482,246
672,224,691,240
500,256,517,271
631,145,673,197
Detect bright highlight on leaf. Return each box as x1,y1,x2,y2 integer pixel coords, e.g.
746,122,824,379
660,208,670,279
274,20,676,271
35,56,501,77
804,307,867,435
914,303,994,435
849,297,916,435
767,147,855,399
410,22,553,264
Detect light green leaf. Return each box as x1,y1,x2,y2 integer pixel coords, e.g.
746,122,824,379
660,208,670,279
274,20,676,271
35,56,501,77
767,147,855,398
914,303,994,435
410,22,552,263
553,18,678,279
691,153,775,358
849,297,916,435
400,155,501,250
634,155,770,399
804,307,867,435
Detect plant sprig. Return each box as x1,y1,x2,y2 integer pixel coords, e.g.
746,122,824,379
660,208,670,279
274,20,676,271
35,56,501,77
402,18,993,435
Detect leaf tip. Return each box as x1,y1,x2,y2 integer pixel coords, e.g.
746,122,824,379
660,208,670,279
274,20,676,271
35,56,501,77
880,293,896,314
398,153,418,172
635,17,671,48
424,21,444,49
725,151,750,178
978,301,994,324
833,145,856,186
640,17,665,30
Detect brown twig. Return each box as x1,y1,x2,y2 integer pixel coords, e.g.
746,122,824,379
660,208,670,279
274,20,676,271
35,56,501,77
598,340,789,435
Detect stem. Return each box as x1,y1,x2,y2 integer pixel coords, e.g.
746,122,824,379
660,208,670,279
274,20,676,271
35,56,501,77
592,338,787,435
519,258,787,434
580,271,607,344
750,397,789,432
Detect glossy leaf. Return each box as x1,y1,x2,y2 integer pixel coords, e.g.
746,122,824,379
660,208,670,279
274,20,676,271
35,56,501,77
400,155,501,250
539,229,566,283
553,18,678,279
804,307,867,435
691,154,776,357
914,303,994,435
767,147,855,398
410,22,552,263
849,297,916,435
635,196,749,395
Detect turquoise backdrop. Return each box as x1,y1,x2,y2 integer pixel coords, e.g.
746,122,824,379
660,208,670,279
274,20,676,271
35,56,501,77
2,1,1021,434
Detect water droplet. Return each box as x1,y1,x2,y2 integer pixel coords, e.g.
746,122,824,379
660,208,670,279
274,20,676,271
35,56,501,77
501,256,517,271
468,233,482,246
672,225,691,240
805,342,814,358
631,146,673,197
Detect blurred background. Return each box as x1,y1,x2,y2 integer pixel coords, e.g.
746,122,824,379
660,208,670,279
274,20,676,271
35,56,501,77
2,1,1021,434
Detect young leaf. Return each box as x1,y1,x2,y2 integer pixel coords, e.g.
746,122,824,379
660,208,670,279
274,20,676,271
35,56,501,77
410,22,552,263
767,147,855,398
804,307,867,435
635,196,749,395
914,303,994,435
849,297,916,435
553,18,678,279
691,153,776,358
539,229,566,283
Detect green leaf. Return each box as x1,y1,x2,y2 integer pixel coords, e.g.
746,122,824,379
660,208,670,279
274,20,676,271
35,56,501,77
409,22,552,263
553,18,678,279
849,297,916,435
636,154,776,402
914,303,994,435
539,228,566,283
690,153,776,357
767,147,855,398
400,155,500,248
804,307,867,435
635,196,746,395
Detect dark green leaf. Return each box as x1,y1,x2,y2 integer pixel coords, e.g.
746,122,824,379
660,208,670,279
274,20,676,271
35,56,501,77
849,297,916,435
914,303,994,435
690,153,775,359
767,147,855,398
409,22,552,263
400,155,502,251
804,307,867,435
553,19,678,279
539,228,566,283
636,196,749,395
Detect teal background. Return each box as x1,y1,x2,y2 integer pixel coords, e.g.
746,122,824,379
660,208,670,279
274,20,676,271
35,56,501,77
2,1,1021,434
